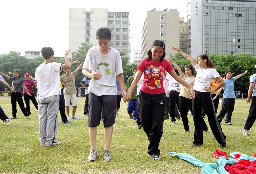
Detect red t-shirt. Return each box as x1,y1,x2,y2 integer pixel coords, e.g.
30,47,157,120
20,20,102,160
138,58,173,94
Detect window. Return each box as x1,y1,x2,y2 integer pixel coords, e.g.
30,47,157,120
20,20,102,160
108,12,114,18
86,22,90,28
238,45,240,48
122,13,128,18
229,7,233,10
115,13,121,18
222,7,224,10
115,20,121,24
160,32,165,36
116,28,121,32
108,20,114,24
86,13,90,20
160,24,166,28
116,35,121,40
160,15,166,20
123,21,128,25
238,39,240,42
122,28,128,32
122,35,128,40
235,14,242,17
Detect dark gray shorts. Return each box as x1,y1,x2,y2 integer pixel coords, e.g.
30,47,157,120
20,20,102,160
88,93,117,127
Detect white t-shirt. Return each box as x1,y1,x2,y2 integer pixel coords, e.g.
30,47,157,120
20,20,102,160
193,64,220,92
166,73,181,92
35,62,62,99
83,46,123,96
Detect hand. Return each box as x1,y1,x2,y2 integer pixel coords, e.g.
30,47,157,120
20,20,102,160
11,89,16,93
212,96,217,100
122,91,127,101
8,72,13,75
246,97,251,103
204,87,212,93
189,88,195,99
73,60,80,64
244,70,248,74
92,72,102,80
28,93,32,96
64,50,71,57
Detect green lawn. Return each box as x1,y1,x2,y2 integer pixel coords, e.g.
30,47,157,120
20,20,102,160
0,97,256,174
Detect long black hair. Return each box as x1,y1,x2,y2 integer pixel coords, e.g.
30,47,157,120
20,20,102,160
147,40,166,62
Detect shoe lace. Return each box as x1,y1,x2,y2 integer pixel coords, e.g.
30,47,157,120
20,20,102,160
104,150,111,157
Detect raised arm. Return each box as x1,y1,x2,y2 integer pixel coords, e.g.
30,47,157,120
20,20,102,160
62,50,71,70
171,47,196,68
0,72,11,80
234,70,248,80
74,61,84,73
166,57,185,78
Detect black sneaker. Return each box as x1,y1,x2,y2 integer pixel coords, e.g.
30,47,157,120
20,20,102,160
63,120,72,124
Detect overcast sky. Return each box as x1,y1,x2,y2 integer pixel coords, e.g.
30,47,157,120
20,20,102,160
0,0,187,57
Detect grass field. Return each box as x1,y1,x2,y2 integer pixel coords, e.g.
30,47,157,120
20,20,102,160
0,97,256,174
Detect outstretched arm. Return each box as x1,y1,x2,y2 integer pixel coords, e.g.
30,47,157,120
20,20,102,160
1,80,15,92
234,70,248,80
171,47,196,68
74,61,84,73
166,57,185,78
0,72,11,80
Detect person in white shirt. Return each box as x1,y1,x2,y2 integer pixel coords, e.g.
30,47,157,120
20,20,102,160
82,27,126,162
35,47,71,146
172,47,226,148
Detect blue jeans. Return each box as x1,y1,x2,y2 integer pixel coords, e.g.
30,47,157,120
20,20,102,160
127,99,138,120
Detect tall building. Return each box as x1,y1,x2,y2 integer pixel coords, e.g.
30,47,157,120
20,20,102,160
179,17,188,53
187,0,256,58
132,50,141,65
69,8,130,56
141,9,180,59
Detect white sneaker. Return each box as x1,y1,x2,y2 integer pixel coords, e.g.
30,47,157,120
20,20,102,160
67,116,70,120
6,119,10,125
103,150,112,161
88,148,97,162
243,129,248,136
72,116,79,119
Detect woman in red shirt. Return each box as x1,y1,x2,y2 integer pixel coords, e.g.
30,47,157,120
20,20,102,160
125,40,194,160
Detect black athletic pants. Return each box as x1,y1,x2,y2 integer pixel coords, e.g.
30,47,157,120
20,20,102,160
24,93,38,114
138,91,165,156
244,96,256,130
192,91,226,146
217,98,235,123
11,92,28,118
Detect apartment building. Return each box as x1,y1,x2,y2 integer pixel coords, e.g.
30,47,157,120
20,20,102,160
141,9,180,59
179,17,188,53
69,8,130,56
187,0,256,58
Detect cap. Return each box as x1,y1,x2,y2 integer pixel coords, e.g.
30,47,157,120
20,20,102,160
24,72,30,76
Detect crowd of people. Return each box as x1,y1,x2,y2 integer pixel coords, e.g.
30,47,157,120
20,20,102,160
1,27,256,162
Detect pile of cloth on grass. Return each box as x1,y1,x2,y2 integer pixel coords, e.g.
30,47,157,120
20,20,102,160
170,150,256,174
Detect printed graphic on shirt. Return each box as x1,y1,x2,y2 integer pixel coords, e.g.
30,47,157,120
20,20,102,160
97,63,111,75
144,65,165,89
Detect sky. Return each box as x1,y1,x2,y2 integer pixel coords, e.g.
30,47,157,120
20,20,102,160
0,0,188,57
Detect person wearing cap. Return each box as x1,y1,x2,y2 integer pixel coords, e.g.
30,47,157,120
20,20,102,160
243,65,256,136
23,72,38,115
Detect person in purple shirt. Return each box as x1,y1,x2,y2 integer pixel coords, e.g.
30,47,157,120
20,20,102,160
23,72,38,115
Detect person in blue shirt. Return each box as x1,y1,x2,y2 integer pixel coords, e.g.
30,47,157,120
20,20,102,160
243,66,256,136
216,69,247,125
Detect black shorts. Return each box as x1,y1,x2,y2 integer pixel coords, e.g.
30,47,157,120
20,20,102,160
88,93,117,127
